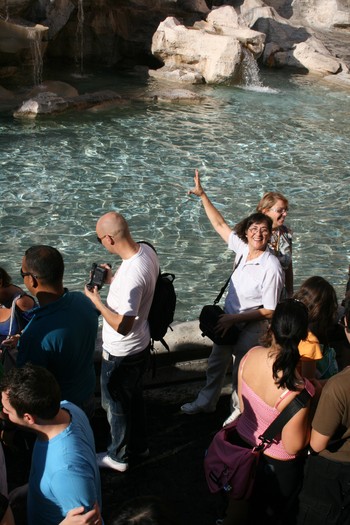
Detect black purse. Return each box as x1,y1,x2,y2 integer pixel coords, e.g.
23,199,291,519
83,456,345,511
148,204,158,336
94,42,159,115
199,256,243,346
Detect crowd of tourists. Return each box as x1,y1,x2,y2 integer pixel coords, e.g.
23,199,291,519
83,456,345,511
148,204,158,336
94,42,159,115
0,170,349,525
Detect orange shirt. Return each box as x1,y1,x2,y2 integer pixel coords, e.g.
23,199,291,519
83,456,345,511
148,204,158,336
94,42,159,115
298,331,323,361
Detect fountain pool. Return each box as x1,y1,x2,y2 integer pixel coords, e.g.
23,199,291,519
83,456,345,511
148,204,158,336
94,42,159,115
0,67,349,321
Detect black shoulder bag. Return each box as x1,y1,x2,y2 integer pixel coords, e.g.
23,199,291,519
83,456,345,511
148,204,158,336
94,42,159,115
199,255,243,345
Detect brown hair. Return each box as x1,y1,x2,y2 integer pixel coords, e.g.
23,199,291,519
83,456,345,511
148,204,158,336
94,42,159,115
234,213,273,243
293,276,338,345
256,192,289,212
0,267,12,288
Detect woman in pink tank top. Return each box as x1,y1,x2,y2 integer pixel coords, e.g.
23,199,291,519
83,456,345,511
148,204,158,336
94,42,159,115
223,299,316,525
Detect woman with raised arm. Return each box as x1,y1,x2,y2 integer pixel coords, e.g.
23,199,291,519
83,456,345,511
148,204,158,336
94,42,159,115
223,299,315,525
181,170,284,417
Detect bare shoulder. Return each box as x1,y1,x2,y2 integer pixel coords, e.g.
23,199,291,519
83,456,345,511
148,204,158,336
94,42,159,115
240,346,269,373
16,294,35,311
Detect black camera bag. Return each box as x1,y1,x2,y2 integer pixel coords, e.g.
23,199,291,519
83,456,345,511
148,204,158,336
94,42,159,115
199,255,243,346
199,304,241,345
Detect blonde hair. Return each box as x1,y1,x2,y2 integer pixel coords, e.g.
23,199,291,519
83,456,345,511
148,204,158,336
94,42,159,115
256,192,289,212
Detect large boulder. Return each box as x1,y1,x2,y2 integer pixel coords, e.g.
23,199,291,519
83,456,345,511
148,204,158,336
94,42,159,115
151,7,265,84
281,0,350,29
0,19,48,54
271,38,343,74
13,90,124,118
240,0,347,75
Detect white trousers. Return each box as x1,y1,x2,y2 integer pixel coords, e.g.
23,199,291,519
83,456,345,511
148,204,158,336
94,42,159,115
195,320,268,411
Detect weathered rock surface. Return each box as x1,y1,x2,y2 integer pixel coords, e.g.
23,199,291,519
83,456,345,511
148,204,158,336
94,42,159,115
240,0,348,76
12,82,206,118
151,7,265,84
13,90,124,118
1,0,350,91
277,0,350,29
150,2,350,84
28,80,79,98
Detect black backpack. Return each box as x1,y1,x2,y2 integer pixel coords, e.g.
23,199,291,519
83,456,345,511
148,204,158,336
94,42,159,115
140,242,176,351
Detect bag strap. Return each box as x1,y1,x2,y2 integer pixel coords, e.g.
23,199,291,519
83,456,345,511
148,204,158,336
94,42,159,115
257,388,311,449
7,294,23,337
138,241,161,278
214,255,243,305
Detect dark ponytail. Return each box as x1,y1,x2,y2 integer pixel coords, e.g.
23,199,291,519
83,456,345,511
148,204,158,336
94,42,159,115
271,299,308,390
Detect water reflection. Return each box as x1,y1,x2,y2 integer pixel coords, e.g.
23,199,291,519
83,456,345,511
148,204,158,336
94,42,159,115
0,69,349,321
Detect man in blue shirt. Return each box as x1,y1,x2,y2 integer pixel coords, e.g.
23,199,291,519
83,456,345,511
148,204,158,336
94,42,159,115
17,245,99,418
1,364,102,525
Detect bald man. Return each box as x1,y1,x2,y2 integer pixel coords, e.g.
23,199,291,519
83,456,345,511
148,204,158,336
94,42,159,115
85,212,159,472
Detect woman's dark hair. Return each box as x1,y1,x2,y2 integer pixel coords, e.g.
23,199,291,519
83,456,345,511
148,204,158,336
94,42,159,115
0,267,12,287
110,496,179,525
293,276,338,345
234,213,273,243
268,299,309,390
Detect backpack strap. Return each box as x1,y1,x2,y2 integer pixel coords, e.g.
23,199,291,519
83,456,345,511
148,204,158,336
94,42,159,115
7,295,23,337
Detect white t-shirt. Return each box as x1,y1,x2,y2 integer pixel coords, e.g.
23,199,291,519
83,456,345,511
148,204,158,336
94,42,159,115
102,243,159,356
224,231,284,314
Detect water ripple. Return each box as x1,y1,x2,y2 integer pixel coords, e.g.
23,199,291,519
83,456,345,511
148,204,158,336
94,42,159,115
0,70,349,320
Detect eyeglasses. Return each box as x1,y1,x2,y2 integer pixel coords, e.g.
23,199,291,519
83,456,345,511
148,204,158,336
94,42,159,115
20,268,40,279
248,227,270,235
97,234,109,244
270,207,289,214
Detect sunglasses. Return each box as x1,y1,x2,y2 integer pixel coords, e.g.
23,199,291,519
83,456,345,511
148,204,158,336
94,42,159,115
96,234,109,244
20,268,40,279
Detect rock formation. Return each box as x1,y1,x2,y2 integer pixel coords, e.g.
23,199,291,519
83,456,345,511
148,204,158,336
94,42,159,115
1,0,350,116
150,7,266,84
150,2,349,84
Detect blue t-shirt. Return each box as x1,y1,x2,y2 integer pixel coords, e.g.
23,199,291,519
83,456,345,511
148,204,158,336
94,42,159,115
27,401,102,525
17,290,99,405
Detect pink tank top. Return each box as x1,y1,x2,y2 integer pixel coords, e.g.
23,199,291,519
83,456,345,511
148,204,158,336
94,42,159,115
236,358,315,460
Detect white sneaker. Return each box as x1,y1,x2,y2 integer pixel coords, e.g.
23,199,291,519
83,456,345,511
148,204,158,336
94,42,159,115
181,401,215,415
96,452,128,472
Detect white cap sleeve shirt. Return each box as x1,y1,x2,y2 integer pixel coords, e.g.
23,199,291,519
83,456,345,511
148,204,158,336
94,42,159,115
224,231,284,315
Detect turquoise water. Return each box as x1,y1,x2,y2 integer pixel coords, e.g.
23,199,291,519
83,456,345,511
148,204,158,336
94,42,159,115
0,68,349,321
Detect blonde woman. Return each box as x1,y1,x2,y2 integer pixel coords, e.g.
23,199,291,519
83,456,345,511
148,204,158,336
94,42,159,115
256,192,293,297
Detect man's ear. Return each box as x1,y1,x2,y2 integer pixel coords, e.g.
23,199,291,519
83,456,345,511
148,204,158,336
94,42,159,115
28,274,39,289
23,413,36,425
